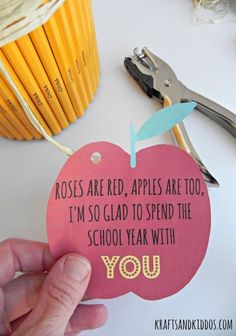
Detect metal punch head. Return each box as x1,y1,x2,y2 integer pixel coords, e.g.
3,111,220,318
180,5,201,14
124,47,221,187
124,50,159,99
124,47,179,103
126,47,236,139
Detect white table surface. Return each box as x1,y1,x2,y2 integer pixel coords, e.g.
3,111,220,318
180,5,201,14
1,1,236,335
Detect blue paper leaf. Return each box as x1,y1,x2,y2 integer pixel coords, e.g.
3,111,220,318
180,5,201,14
136,102,197,141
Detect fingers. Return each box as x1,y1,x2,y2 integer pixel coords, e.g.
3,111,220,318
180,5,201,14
10,304,108,335
13,254,92,336
0,239,54,286
0,243,108,335
66,304,108,334
4,273,46,321
4,272,93,323
0,287,12,335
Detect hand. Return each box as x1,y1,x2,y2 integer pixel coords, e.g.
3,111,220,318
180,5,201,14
0,239,108,335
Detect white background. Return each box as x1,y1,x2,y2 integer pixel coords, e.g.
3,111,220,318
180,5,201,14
0,0,236,335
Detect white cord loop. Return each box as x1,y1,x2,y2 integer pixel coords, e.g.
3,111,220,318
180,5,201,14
193,0,231,23
0,0,65,47
0,60,75,157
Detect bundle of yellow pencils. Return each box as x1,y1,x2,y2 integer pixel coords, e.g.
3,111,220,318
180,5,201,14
0,0,99,140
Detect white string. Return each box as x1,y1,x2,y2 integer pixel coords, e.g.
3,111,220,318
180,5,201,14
0,0,23,19
193,0,230,23
0,60,75,157
0,0,65,47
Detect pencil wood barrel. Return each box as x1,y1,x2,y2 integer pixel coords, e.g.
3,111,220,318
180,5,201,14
0,0,100,140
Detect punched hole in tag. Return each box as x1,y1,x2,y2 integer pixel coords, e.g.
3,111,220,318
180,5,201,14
91,152,102,165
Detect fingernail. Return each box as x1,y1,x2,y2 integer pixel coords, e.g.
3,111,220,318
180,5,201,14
64,256,91,282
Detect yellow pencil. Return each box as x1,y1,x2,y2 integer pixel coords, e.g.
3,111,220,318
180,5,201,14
0,121,15,140
55,6,89,110
81,0,100,84
0,49,52,136
43,15,84,118
0,101,23,140
16,34,69,129
29,26,77,124
54,5,89,110
64,0,94,102
87,0,100,73
2,42,61,135
71,0,97,92
0,92,32,140
0,75,41,139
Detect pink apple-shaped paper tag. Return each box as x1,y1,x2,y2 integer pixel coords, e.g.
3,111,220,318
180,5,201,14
47,142,211,300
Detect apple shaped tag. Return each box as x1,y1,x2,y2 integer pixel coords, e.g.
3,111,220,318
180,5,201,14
46,103,211,300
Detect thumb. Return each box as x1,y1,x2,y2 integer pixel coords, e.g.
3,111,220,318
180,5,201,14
15,254,91,336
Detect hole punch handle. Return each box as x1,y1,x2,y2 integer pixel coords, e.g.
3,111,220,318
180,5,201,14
183,87,236,139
